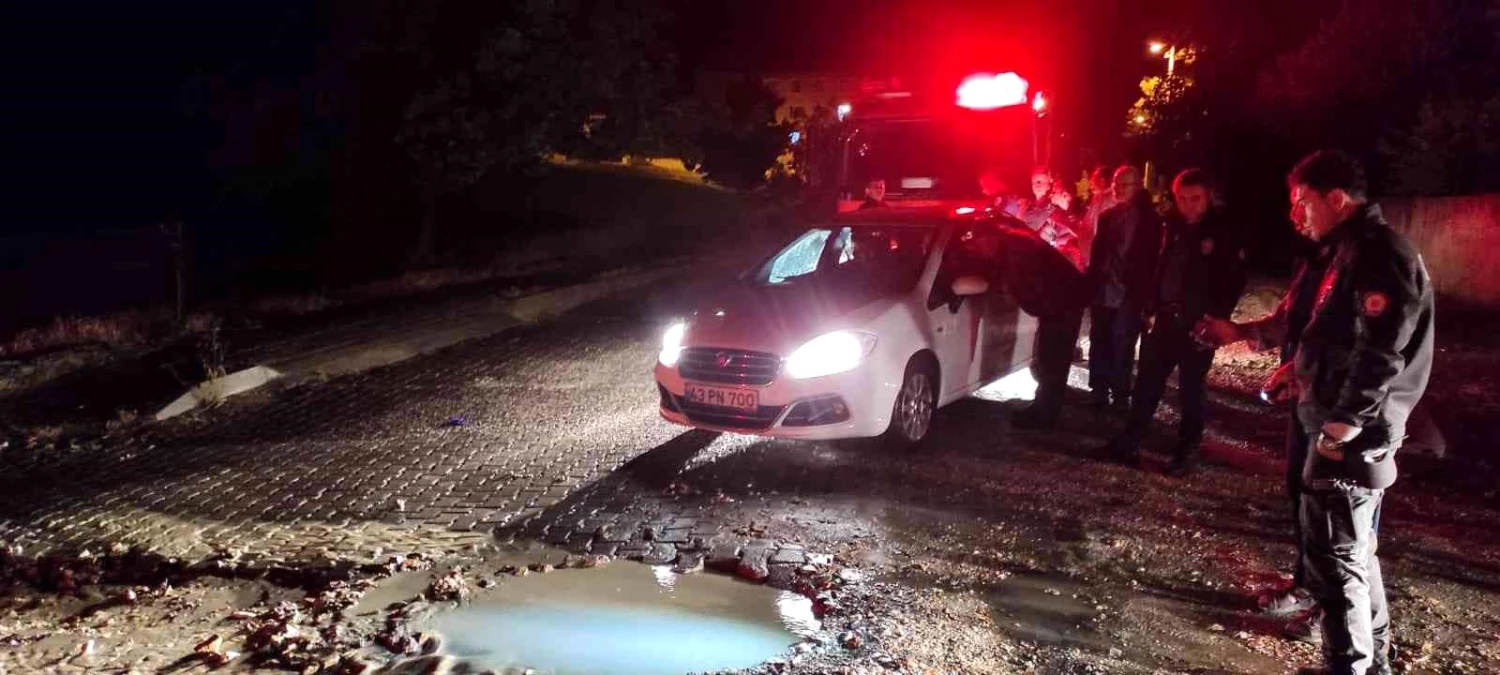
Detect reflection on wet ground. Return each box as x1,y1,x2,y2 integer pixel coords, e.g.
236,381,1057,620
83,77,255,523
416,559,818,675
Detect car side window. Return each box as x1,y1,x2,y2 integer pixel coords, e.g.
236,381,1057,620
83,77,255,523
766,229,832,284
929,225,997,308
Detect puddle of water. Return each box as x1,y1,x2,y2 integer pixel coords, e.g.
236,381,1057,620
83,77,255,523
982,573,1105,649
417,561,818,675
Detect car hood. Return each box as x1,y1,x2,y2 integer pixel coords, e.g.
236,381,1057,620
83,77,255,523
683,281,899,356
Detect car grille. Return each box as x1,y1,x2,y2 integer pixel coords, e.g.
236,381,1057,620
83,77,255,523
677,348,781,386
675,398,786,430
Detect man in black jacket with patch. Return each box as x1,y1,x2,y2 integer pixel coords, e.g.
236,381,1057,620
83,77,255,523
1100,169,1246,474
1197,150,1433,675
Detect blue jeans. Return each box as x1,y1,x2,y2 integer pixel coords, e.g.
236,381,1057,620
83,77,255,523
1087,303,1142,402
1301,479,1390,674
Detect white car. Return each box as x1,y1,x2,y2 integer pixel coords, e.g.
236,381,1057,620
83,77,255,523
654,206,1055,446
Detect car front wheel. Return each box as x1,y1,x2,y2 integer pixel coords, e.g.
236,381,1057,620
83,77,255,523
884,358,937,449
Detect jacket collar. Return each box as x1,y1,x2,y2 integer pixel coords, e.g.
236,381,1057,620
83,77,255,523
1321,203,1385,247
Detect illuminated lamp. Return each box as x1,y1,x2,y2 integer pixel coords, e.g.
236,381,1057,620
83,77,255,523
956,72,1029,110
954,206,977,215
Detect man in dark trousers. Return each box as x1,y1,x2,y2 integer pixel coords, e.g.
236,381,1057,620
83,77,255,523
1087,165,1162,410
1222,229,1336,643
1198,150,1434,675
1100,169,1246,473
994,213,1091,431
1200,231,1334,643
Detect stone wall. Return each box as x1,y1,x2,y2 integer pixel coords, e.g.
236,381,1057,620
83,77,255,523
1382,194,1500,307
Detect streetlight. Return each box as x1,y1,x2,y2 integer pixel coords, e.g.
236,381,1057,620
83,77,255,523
1030,92,1047,165
836,103,852,121
1149,41,1177,78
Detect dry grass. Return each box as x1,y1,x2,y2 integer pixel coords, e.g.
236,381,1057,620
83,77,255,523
0,311,156,357
247,267,519,318
0,310,222,359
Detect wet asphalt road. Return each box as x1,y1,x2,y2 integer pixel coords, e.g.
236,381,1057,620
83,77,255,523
3,277,1500,674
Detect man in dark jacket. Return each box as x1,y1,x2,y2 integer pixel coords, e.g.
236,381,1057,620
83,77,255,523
858,179,888,210
1015,166,1084,271
1234,235,1336,643
1100,169,1246,473
1197,150,1433,675
985,213,1091,430
1087,165,1163,410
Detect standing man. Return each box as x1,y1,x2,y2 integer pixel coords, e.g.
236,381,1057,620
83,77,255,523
859,179,888,209
979,170,1021,218
1197,150,1434,675
1080,166,1115,268
1087,165,1162,410
1016,166,1084,269
1200,218,1333,642
1099,169,1246,473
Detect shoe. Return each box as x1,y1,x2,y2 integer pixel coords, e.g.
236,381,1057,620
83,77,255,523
1011,404,1059,431
1102,438,1141,467
1165,455,1199,477
1285,609,1323,646
1260,587,1316,617
1165,445,1201,477
1295,660,1390,675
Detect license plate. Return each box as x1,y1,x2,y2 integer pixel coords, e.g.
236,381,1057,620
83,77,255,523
684,383,758,412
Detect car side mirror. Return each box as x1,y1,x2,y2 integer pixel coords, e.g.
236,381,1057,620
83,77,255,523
951,275,989,297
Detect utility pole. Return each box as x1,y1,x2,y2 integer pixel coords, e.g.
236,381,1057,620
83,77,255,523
162,220,186,329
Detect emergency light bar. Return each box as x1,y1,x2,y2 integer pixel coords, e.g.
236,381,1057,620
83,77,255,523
955,72,1029,110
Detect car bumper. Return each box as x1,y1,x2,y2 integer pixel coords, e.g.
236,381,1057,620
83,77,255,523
653,361,900,440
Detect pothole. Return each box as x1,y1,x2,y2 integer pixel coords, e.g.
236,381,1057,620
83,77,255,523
409,560,819,674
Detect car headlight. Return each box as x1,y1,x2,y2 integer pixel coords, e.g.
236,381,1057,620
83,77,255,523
659,322,687,366
785,331,878,379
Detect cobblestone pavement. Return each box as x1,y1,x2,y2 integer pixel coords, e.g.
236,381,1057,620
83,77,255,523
0,283,728,567
4,278,1500,673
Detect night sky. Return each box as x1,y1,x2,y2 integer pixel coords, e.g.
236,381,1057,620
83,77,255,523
7,0,1334,235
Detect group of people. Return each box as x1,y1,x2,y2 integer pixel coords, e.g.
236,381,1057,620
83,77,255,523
975,151,1434,675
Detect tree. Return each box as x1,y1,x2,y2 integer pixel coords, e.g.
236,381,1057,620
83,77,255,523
1250,0,1495,194
695,76,794,190
1380,93,1500,196
388,0,683,262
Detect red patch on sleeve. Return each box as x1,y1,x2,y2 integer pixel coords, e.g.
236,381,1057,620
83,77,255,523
1362,292,1390,317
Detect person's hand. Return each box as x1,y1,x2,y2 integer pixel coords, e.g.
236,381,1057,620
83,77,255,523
1192,316,1241,347
1320,421,1361,444
1261,362,1299,403
1049,191,1073,210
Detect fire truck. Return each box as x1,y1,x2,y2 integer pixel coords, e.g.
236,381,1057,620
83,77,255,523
835,72,1044,213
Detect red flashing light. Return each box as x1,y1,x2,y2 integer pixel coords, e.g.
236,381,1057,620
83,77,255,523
956,72,1029,110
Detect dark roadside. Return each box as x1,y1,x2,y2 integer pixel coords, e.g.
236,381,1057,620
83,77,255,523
0,162,799,464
